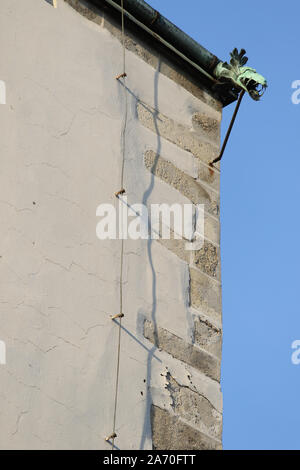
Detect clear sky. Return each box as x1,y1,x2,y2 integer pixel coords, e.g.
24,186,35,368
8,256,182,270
146,0,300,450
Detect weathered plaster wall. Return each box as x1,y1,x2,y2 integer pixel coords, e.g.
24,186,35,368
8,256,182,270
0,0,222,449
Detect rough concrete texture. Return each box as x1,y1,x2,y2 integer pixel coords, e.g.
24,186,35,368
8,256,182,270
144,150,220,216
0,0,223,449
190,268,222,325
166,373,222,440
197,161,220,191
144,320,220,382
138,103,220,165
157,237,220,278
143,345,223,418
203,213,220,246
192,113,220,142
193,317,222,359
151,406,222,450
193,242,221,280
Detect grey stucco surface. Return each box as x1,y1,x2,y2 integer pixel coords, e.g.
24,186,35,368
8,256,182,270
0,0,222,449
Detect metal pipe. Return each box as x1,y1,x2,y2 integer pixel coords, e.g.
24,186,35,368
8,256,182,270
92,0,220,74
107,0,218,82
210,89,245,166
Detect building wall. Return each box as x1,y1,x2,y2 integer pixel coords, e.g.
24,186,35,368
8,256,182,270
0,0,222,449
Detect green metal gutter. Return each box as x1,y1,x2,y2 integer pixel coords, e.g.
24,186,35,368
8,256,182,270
102,0,220,75
88,0,267,106
78,0,267,163
88,0,238,104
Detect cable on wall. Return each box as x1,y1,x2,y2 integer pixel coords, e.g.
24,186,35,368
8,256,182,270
105,0,128,450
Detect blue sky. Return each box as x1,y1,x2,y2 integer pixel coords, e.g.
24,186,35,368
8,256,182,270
146,0,300,450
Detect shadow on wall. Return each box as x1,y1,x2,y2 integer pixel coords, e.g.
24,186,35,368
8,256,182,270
118,58,181,449
44,0,57,7
116,60,163,449
139,59,161,450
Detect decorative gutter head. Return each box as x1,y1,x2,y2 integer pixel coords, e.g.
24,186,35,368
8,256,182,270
214,48,267,101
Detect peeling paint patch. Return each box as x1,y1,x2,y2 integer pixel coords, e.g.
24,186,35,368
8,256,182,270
193,316,222,359
144,320,220,382
164,372,222,440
